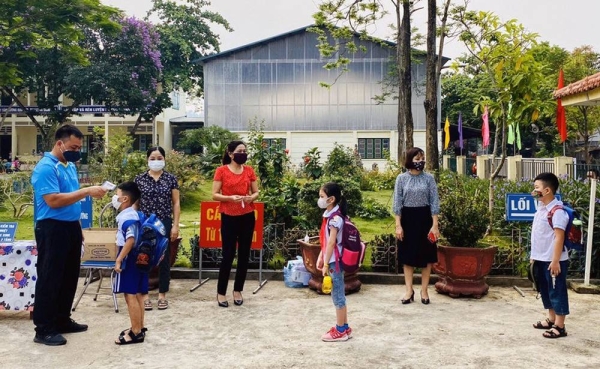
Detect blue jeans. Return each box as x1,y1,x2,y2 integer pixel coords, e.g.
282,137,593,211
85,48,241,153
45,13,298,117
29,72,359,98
535,260,570,316
329,266,346,309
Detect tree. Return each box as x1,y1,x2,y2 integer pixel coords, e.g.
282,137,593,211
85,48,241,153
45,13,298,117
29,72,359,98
176,125,238,153
563,46,600,163
452,9,543,231
311,0,418,163
0,0,121,149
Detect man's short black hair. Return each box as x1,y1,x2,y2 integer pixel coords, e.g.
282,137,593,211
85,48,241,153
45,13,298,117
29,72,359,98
55,124,83,140
534,172,559,194
117,181,141,205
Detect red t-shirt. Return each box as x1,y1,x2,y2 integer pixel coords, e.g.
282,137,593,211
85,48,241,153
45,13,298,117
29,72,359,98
214,165,257,216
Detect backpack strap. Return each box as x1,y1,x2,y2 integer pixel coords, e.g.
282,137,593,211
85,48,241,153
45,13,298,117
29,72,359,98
547,205,564,229
328,210,343,273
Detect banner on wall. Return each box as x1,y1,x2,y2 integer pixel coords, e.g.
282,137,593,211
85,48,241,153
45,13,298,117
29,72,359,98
199,201,264,249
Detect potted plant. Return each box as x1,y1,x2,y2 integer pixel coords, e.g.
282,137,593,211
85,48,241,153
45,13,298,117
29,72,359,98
433,171,497,298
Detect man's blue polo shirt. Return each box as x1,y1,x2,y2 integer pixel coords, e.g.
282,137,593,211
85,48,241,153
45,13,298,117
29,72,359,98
31,152,81,221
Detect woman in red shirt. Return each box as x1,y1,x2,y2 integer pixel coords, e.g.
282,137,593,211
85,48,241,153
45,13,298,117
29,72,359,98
212,140,259,307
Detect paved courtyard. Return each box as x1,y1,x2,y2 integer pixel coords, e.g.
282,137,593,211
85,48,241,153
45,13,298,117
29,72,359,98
2,278,599,368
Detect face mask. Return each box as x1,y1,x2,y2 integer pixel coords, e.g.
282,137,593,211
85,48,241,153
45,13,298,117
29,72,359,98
60,142,81,163
317,197,330,209
413,161,426,171
233,153,248,165
148,160,165,172
111,195,122,210
531,190,543,199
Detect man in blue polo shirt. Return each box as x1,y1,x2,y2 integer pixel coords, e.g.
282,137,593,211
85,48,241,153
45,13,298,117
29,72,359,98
31,124,108,346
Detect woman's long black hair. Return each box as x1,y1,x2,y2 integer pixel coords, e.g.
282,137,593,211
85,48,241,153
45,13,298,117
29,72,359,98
222,140,246,165
321,182,348,217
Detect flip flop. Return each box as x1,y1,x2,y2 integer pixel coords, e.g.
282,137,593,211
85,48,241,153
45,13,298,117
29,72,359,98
144,300,153,311
157,299,168,310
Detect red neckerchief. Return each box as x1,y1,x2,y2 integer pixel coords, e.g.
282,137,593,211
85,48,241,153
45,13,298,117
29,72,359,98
319,217,328,255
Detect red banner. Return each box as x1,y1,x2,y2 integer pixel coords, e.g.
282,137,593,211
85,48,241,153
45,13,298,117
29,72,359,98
199,201,264,250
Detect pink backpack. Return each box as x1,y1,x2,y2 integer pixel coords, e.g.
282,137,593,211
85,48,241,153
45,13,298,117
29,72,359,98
329,211,366,274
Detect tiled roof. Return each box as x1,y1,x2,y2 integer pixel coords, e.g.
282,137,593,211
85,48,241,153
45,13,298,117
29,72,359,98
554,71,600,99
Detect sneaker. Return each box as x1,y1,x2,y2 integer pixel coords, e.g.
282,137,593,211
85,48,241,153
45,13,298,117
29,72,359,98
56,319,88,334
346,326,353,339
34,333,67,346
321,327,349,342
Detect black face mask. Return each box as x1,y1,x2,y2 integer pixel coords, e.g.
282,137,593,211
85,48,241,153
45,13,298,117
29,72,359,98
61,143,81,163
413,161,426,171
233,153,248,165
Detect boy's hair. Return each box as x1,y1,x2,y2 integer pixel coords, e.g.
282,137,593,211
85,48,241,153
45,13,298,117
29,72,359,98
118,181,141,205
534,172,559,194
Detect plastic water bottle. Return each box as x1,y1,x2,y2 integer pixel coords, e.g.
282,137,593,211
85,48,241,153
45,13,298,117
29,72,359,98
322,275,332,294
304,233,310,243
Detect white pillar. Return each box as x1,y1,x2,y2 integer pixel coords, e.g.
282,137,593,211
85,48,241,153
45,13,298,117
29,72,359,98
163,118,172,151
104,118,109,154
11,120,17,156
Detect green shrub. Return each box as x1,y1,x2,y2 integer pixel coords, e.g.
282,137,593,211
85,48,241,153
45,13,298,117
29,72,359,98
297,176,362,228
356,198,391,219
360,170,398,191
302,147,323,180
323,143,363,182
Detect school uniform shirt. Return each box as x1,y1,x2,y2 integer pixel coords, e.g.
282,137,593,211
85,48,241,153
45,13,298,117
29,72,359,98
31,152,81,221
116,207,139,247
213,165,257,216
135,171,179,220
530,198,569,262
320,205,344,265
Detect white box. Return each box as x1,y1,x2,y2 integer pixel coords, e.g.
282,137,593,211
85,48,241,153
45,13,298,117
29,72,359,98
291,270,311,285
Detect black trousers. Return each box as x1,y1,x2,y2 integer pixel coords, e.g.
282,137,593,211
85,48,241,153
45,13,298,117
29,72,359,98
158,217,172,293
33,219,83,335
217,212,255,295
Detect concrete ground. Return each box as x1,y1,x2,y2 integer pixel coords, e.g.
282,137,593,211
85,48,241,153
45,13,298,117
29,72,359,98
2,278,600,369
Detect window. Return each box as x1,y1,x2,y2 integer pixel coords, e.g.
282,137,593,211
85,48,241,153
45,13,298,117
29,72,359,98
261,138,287,153
358,138,389,159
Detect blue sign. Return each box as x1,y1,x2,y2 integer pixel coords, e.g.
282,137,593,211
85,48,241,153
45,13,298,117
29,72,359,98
80,196,93,229
506,193,562,222
0,222,18,243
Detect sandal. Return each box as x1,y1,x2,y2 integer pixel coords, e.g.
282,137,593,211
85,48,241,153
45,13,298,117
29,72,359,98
533,318,555,329
543,325,567,339
144,300,152,311
119,327,148,338
157,299,168,310
115,330,145,345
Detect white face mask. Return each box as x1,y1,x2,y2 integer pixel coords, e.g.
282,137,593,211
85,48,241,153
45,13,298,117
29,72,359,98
111,194,122,210
148,160,165,172
317,197,330,209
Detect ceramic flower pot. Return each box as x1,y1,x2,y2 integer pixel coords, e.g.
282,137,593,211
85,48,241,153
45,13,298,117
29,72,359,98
297,238,361,294
432,244,497,298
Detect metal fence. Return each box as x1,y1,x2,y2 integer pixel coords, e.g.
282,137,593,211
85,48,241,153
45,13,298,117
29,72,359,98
566,163,600,180
521,158,554,180
187,223,599,278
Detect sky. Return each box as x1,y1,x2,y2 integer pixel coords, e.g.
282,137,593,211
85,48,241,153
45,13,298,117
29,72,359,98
102,0,599,60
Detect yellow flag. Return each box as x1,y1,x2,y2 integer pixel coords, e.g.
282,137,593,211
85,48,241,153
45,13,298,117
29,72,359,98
444,117,450,149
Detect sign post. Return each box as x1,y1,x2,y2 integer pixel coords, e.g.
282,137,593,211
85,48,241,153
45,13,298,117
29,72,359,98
190,201,266,293
80,196,93,229
505,193,561,222
0,222,18,243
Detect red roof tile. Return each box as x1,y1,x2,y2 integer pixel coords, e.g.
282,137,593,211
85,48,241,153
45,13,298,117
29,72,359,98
554,71,600,99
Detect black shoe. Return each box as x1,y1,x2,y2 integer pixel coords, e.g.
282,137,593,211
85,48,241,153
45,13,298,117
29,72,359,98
34,333,67,346
401,291,415,305
56,319,88,334
420,292,430,305
233,291,244,306
217,295,229,308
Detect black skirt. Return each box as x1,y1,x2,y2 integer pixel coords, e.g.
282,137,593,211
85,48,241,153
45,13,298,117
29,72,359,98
397,206,437,268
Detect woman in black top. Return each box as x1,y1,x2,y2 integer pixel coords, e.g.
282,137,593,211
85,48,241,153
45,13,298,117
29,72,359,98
135,146,180,311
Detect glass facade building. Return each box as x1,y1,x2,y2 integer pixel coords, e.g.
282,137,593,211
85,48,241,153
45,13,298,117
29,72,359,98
202,27,428,132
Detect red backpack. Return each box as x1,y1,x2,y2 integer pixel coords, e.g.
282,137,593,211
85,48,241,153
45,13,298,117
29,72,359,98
328,211,366,274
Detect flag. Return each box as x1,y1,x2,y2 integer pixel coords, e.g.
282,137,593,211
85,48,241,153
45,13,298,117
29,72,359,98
444,116,451,149
507,124,515,145
557,70,567,143
482,106,490,148
458,112,463,150
515,123,521,150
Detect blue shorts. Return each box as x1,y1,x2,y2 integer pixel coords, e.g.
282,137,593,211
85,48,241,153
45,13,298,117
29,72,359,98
329,265,346,309
113,254,149,295
535,260,570,316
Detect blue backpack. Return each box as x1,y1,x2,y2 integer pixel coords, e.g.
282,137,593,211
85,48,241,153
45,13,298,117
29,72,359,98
122,211,169,273
547,204,584,252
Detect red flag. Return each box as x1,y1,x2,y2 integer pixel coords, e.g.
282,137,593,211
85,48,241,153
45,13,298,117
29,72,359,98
557,70,567,143
482,106,490,148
